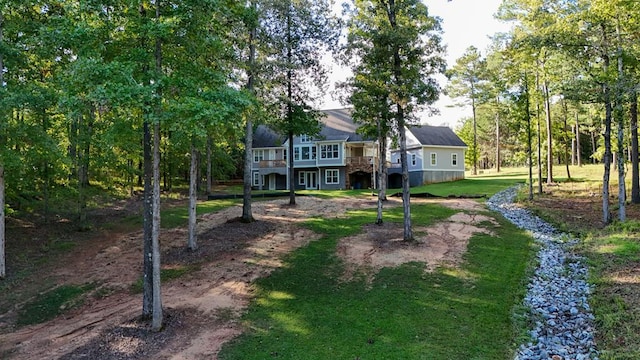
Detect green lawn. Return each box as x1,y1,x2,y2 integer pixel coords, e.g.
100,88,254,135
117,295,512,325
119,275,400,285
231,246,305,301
219,193,533,359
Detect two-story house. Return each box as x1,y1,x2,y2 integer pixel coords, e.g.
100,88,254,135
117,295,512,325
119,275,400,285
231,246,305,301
251,109,467,191
251,108,378,191
388,125,467,188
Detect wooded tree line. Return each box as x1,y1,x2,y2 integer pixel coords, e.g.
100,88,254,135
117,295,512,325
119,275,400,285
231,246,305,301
448,0,640,224
0,0,345,329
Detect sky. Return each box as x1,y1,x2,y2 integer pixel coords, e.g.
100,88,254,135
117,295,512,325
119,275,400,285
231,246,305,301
320,0,512,129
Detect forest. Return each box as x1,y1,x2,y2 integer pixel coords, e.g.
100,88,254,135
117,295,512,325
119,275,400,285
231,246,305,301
449,0,640,223
0,0,639,335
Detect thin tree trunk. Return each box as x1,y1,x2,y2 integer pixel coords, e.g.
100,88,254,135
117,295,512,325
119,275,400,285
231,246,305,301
188,140,198,251
140,2,154,319
206,136,212,195
495,98,500,173
524,73,533,201
562,99,571,180
286,1,295,206
575,112,582,166
543,80,553,184
471,96,478,176
151,0,163,332
376,118,386,225
630,94,639,204
602,83,613,225
615,24,626,221
0,163,4,279
242,12,256,221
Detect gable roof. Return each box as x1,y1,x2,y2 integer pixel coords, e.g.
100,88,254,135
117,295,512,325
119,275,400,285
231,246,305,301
408,124,467,147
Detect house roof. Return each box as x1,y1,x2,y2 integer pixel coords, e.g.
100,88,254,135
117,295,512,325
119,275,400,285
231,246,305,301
408,124,467,147
319,108,369,142
252,124,285,148
252,108,372,147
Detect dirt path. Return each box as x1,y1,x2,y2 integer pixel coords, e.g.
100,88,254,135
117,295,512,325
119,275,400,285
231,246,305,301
0,196,494,359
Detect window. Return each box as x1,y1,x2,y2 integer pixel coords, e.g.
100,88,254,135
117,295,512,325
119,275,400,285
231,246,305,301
452,153,458,166
298,172,306,185
300,134,312,143
283,149,287,161
295,145,316,160
411,153,416,166
321,144,339,159
325,169,339,184
253,150,264,163
430,153,437,166
252,172,260,186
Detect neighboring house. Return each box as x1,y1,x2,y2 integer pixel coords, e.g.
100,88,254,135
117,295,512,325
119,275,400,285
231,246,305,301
251,109,467,191
388,125,467,188
251,108,377,191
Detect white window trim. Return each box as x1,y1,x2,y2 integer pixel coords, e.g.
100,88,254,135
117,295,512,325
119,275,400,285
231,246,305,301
430,152,437,166
298,172,306,185
411,153,416,166
253,149,264,163
252,172,260,186
300,134,312,143
452,153,458,166
321,144,340,159
325,169,339,184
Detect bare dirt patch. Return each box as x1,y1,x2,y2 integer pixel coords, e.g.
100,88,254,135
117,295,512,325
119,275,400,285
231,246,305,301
337,210,496,283
0,195,493,359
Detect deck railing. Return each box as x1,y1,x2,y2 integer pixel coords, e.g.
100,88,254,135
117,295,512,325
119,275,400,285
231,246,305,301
258,160,287,168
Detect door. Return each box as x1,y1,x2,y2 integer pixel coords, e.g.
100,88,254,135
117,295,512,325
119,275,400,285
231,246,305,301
305,171,317,190
268,174,276,190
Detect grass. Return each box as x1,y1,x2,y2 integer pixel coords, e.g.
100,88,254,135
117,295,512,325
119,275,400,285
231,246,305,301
218,202,534,359
16,283,96,326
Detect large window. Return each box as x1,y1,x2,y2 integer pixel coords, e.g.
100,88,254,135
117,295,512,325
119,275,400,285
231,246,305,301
253,149,264,163
430,153,437,166
325,169,339,184
320,144,339,159
452,153,458,166
295,145,316,161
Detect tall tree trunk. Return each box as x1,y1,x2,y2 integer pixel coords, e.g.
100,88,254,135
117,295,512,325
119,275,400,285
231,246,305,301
188,140,198,250
151,0,163,332
386,0,412,241
562,99,571,180
524,73,533,200
495,98,500,173
471,96,478,175
286,2,296,206
142,117,153,317
630,94,639,204
543,80,553,184
140,2,154,319
376,118,387,225
0,11,4,276
575,112,582,166
206,136,213,195
614,25,626,221
535,72,543,194
78,112,93,226
602,83,613,225
242,12,256,221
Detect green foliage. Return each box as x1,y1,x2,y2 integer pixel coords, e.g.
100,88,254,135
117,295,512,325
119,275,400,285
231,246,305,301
17,283,95,326
219,203,533,359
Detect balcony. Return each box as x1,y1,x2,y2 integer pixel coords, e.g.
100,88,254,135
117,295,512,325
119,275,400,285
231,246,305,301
258,160,287,168
347,156,374,166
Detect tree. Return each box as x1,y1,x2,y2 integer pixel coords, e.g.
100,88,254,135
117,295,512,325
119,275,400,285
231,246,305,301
258,0,338,205
343,0,445,241
446,46,485,176
242,1,258,223
0,6,5,279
